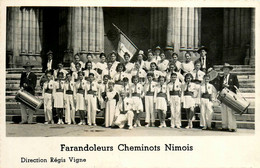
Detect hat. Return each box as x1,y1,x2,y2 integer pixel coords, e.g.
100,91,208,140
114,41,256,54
138,50,145,56
197,46,208,53
221,63,233,71
47,50,53,55
23,62,34,68
165,46,174,50
155,46,161,51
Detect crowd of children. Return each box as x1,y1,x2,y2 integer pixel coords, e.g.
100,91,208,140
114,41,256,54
42,46,220,130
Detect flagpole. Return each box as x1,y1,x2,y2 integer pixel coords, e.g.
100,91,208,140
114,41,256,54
112,23,139,50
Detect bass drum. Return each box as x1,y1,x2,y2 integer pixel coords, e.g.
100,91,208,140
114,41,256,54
15,89,43,110
217,87,250,115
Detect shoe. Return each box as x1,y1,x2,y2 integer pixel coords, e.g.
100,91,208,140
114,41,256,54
44,121,49,125
145,124,149,128
163,122,166,127
67,122,71,125
60,121,64,124
170,126,174,128
88,123,92,126
119,124,124,129
57,120,61,125
129,126,133,130
229,129,237,132
151,123,155,127
202,126,207,130
185,125,190,129
93,124,97,126
78,121,83,125
133,124,137,128
176,126,181,129
159,125,163,128
19,121,27,124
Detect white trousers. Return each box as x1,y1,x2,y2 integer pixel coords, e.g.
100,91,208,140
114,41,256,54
105,99,116,127
20,103,34,123
65,94,75,124
169,96,181,127
221,103,237,129
114,111,134,127
86,95,97,124
145,96,155,123
44,93,53,122
200,98,213,127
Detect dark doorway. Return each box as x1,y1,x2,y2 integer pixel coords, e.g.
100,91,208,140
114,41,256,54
201,8,224,65
42,7,61,69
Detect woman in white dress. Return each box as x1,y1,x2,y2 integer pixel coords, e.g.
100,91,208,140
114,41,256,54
157,52,169,72
103,81,119,128
180,51,194,75
154,75,168,128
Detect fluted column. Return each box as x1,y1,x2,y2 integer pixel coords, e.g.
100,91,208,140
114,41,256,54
6,7,43,68
65,7,104,64
249,8,255,65
167,7,201,62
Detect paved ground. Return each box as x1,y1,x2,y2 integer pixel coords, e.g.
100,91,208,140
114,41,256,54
6,122,254,137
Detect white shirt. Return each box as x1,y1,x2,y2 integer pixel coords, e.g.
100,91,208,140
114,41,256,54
157,59,169,72
125,62,134,73
47,59,52,70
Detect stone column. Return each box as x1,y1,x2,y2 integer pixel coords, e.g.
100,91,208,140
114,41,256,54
167,7,201,62
249,8,255,65
64,7,105,64
6,7,43,68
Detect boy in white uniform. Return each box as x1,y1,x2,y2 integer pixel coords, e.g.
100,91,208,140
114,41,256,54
70,54,84,72
167,73,182,128
200,74,215,130
64,72,76,125
144,72,157,127
85,73,99,126
53,62,68,80
114,91,134,130
42,71,55,124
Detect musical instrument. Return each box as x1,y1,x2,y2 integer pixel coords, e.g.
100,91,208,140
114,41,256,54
217,87,250,115
15,89,43,110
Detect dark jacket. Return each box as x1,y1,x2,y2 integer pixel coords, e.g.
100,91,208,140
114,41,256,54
200,56,213,71
218,74,239,93
20,72,37,95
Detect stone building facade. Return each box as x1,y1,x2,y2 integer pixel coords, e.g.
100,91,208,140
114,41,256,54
6,7,255,68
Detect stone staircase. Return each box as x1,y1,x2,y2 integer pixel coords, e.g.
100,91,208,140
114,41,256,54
5,65,255,129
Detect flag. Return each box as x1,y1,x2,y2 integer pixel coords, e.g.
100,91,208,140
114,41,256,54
117,33,138,61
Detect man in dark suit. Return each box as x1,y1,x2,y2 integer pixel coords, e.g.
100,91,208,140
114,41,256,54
19,62,37,124
197,46,213,72
217,63,239,132
42,50,55,72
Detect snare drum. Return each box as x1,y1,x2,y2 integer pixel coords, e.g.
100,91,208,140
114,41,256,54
217,88,250,115
15,89,43,110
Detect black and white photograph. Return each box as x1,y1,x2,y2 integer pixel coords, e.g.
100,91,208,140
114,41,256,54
5,6,255,136
1,1,259,167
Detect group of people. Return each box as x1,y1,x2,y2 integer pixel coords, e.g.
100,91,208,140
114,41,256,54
19,46,239,132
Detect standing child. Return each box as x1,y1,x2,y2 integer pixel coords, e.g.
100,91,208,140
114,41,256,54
113,63,128,92
75,71,87,125
144,72,157,127
85,73,99,126
154,76,168,128
103,81,119,127
181,73,198,129
72,62,82,82
131,62,147,85
64,72,76,125
98,75,109,115
42,70,55,124
167,73,182,129
200,74,215,130
120,77,131,98
53,72,65,124
130,75,144,127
